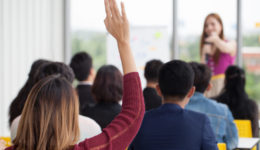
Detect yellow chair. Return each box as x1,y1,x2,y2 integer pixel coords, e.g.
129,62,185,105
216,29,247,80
0,137,12,147
234,120,256,150
217,143,227,150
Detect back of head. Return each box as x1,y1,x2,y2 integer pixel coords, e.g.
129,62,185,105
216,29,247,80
14,75,79,150
159,60,194,100
9,59,51,126
189,62,212,93
225,65,246,91
144,59,163,83
70,52,93,81
92,65,123,103
216,65,248,105
36,62,75,84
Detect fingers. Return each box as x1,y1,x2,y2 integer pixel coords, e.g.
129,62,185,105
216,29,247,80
109,0,121,19
121,1,127,19
104,0,111,18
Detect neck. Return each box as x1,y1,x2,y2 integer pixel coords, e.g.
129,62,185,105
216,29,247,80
85,75,93,83
163,98,186,109
146,82,157,88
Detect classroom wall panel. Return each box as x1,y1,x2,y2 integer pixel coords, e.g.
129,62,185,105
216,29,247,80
0,0,66,136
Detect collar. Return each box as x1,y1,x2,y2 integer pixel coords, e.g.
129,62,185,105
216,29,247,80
161,103,183,110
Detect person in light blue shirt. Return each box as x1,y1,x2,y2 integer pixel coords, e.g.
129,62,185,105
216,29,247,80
186,62,238,150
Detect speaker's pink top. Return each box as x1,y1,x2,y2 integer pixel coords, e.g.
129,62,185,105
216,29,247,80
207,52,236,76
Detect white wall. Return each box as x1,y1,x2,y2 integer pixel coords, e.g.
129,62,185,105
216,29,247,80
0,0,66,136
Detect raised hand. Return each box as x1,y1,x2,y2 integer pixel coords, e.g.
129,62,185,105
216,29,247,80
104,0,129,44
104,0,137,74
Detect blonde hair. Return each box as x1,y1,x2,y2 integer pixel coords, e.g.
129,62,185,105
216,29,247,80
13,75,79,150
200,13,224,64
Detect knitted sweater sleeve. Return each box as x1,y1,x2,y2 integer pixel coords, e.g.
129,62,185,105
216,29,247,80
74,72,145,150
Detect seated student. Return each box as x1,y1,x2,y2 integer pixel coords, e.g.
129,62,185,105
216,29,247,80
5,0,145,149
143,59,163,111
8,59,50,127
215,66,259,137
70,52,96,113
185,62,238,150
130,60,218,150
10,62,101,142
82,65,122,128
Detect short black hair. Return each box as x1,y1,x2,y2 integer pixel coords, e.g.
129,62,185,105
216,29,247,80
144,59,163,82
159,60,194,100
70,52,93,81
189,62,212,93
92,65,122,103
36,62,75,84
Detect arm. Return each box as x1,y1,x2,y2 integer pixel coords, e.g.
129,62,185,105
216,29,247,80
104,0,136,74
201,116,218,150
205,34,236,56
75,0,145,149
224,109,238,150
200,44,212,64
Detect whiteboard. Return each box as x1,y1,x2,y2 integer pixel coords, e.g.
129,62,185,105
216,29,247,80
107,26,170,88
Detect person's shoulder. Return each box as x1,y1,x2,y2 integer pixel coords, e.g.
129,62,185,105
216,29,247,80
204,98,229,114
184,109,209,126
78,115,101,130
246,99,258,110
185,109,207,118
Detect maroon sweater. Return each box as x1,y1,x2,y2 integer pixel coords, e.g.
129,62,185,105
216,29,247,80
6,72,145,150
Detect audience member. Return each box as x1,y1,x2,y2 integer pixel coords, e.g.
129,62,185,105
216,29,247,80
129,60,218,150
215,65,259,137
10,62,101,141
70,52,96,113
82,65,122,128
186,62,238,150
9,59,50,126
143,59,163,111
5,0,145,149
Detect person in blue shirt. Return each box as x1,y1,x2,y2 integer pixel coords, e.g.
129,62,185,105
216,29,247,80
129,60,218,150
186,62,238,150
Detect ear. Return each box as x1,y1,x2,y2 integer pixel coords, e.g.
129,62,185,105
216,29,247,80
155,84,163,97
206,83,212,92
187,86,195,98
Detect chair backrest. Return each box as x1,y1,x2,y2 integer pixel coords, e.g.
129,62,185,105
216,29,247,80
234,120,256,150
217,143,227,150
234,120,252,138
0,136,12,147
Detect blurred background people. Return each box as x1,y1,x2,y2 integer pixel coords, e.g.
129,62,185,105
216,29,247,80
10,62,101,141
9,59,50,127
82,65,122,129
70,52,96,113
143,59,163,111
186,62,238,150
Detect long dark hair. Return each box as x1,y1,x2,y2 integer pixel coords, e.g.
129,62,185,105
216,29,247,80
200,13,224,64
9,59,50,126
215,66,256,119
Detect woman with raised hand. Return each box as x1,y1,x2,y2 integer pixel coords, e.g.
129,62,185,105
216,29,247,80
200,13,237,97
5,0,145,149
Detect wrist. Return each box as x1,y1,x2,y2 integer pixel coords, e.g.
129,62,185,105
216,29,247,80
117,40,130,47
